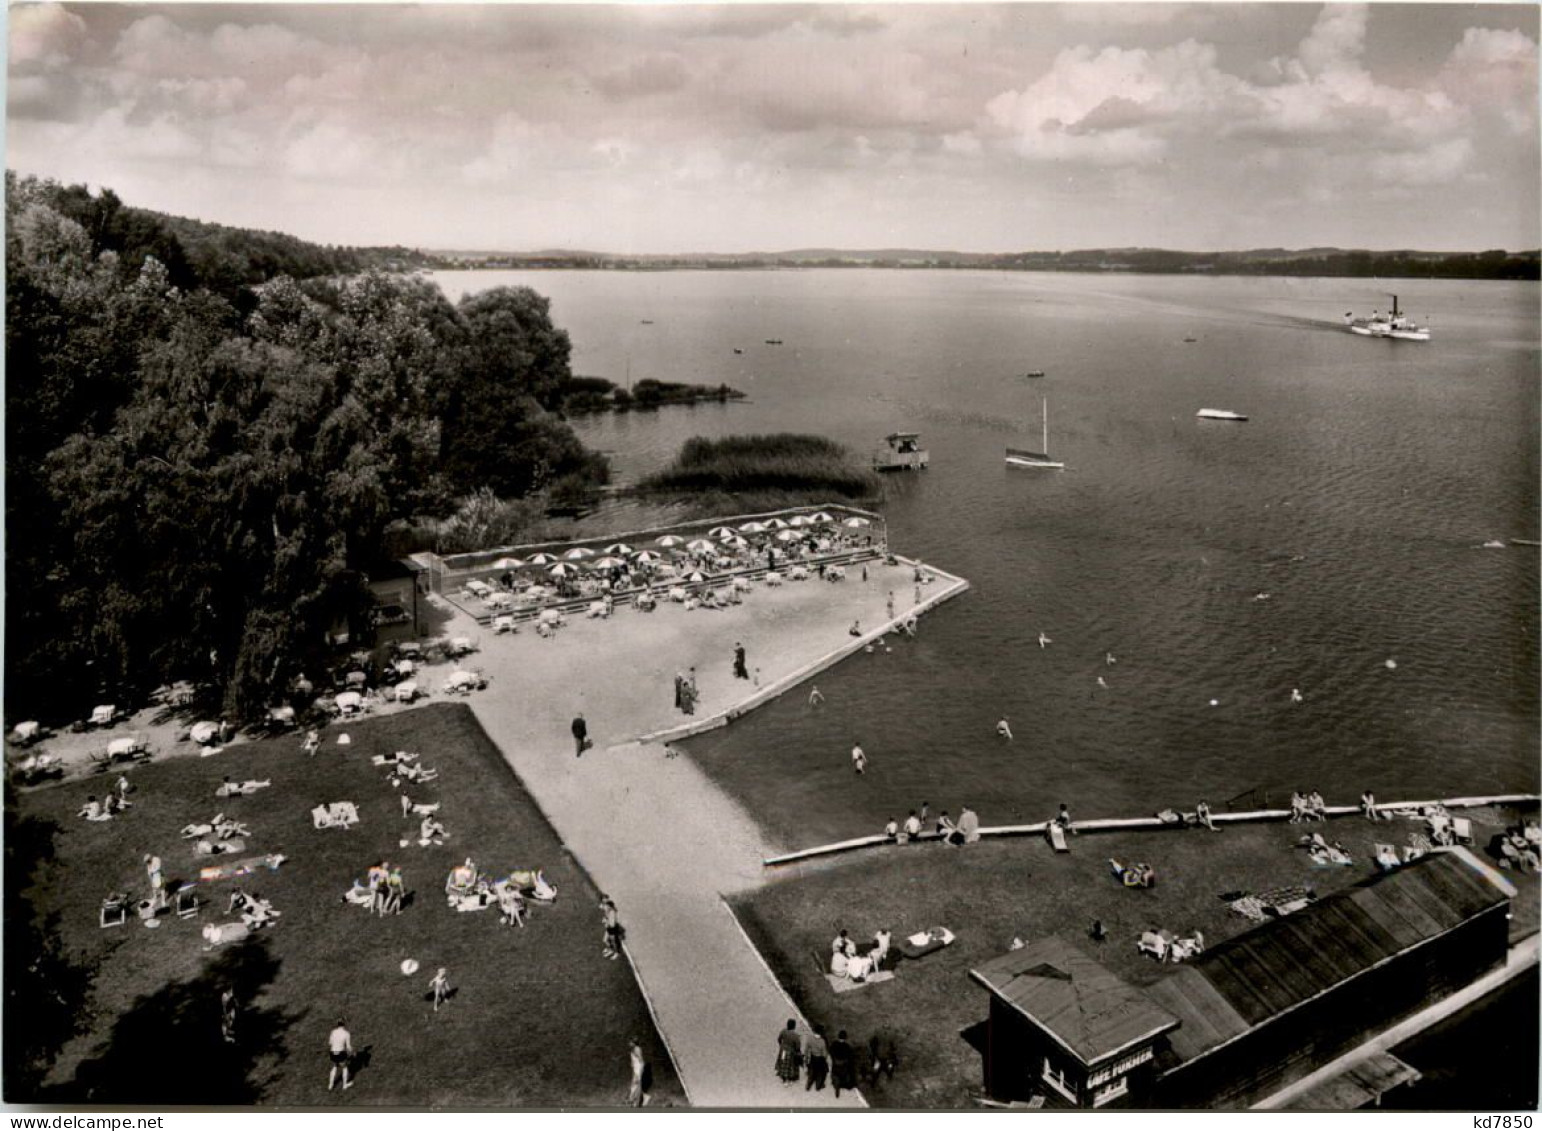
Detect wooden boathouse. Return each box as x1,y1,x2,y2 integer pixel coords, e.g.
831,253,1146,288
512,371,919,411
973,849,1518,1109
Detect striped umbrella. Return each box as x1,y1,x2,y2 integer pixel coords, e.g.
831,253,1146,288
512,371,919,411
788,515,814,527
493,557,523,569
811,512,835,523
657,535,686,547
631,550,662,563
709,526,737,539
591,556,625,569
548,562,580,577
604,543,634,555
564,547,595,560
527,552,558,565
686,539,717,553
738,522,766,534
775,529,801,542
763,517,789,529
843,517,872,528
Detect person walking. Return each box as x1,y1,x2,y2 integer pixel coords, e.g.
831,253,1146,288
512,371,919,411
673,672,685,711
803,1027,830,1092
733,643,749,680
829,1030,858,1098
775,1019,803,1084
850,742,867,775
571,713,589,758
887,591,895,618
327,1018,354,1091
627,1038,652,1106
600,896,624,960
429,967,451,1012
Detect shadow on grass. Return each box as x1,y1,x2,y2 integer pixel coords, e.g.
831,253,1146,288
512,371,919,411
69,935,301,1104
3,807,94,1102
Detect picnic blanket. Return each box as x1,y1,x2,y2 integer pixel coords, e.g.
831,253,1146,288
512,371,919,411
897,927,955,960
198,853,287,883
825,970,896,994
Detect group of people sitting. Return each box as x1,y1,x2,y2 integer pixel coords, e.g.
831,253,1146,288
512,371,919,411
1496,822,1541,873
312,801,361,830
443,858,557,924
78,793,126,822
375,750,438,789
343,861,406,916
1138,927,1206,964
181,812,250,841
1288,790,1330,823
883,804,980,846
227,887,280,929
829,927,891,984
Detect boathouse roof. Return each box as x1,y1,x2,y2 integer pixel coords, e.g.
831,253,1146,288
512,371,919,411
1144,848,1516,1066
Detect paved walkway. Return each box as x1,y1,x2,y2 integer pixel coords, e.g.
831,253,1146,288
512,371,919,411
453,561,963,1106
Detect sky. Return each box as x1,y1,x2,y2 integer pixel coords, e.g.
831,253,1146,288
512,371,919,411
6,2,1539,254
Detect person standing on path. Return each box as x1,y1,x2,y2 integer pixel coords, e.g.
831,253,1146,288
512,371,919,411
429,967,451,1012
571,713,588,758
850,742,867,775
627,1038,652,1106
887,591,895,619
673,672,685,711
327,1019,354,1091
733,643,749,680
829,1031,858,1098
775,1018,803,1084
803,1028,830,1092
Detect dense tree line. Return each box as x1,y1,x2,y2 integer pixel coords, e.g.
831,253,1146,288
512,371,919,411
6,175,606,722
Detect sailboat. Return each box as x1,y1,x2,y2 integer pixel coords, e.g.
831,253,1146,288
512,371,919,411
1006,395,1064,469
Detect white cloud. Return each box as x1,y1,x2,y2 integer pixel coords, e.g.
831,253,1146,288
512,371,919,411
10,2,87,69
1370,137,1474,187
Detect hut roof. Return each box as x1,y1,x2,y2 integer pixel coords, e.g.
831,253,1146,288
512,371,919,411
971,936,1180,1067
1145,848,1514,1066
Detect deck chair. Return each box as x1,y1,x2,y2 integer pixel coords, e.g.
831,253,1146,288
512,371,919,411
1047,824,1070,853
100,895,130,928
175,884,201,919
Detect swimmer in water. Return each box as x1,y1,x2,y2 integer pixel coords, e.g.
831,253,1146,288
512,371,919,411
1290,688,1304,704
996,718,1013,741
1038,632,1051,649
1097,676,1109,690
809,687,825,707
1105,652,1117,666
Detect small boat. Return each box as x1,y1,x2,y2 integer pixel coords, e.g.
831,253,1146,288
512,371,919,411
1183,336,1198,343
873,432,928,471
1025,370,1046,379
1006,396,1064,469
1196,409,1248,422
640,319,654,325
765,338,783,345
733,348,743,354
1345,295,1430,341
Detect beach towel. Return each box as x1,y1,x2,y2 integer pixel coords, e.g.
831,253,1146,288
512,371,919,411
825,971,896,994
198,853,287,883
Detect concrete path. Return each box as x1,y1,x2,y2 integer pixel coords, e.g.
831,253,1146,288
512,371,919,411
452,561,963,1106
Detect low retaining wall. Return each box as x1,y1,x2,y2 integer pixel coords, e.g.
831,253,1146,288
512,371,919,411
761,793,1542,867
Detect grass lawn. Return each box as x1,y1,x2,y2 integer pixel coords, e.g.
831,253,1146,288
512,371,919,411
729,812,1540,1109
7,702,682,1107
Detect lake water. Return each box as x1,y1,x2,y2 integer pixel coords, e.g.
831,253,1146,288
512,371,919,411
434,268,1540,840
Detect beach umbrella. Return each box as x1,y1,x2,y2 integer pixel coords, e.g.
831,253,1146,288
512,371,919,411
775,529,801,542
763,517,789,529
726,536,750,549
738,521,766,533
548,562,579,577
811,512,835,523
686,539,716,553
564,547,595,560
657,535,685,547
527,552,557,565
493,557,523,570
789,515,814,527
709,526,736,539
631,550,661,563
843,517,872,528
604,543,634,555
591,555,625,569
687,571,707,583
